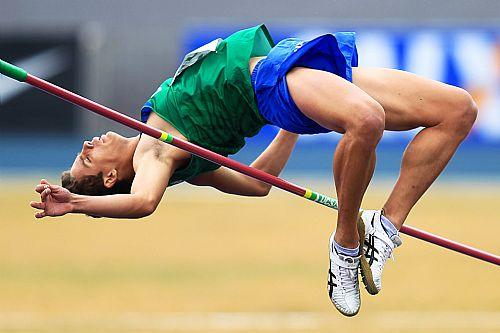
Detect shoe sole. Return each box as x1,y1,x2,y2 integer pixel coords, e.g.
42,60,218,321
357,215,379,295
337,306,359,317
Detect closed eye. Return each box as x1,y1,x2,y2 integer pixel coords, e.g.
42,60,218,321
76,153,90,168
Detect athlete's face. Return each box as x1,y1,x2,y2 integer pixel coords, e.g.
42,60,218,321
70,131,129,179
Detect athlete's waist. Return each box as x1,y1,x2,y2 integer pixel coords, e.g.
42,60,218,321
249,56,267,76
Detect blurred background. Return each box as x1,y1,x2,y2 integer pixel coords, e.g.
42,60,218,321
0,1,499,332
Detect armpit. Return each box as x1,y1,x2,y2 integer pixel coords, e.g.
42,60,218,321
152,140,169,162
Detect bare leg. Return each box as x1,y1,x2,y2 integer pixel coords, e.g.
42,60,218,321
335,148,376,197
362,152,376,194
353,68,478,229
287,68,385,248
332,133,379,246
383,126,468,227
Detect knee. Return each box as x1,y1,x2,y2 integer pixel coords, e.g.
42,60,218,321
446,88,478,136
346,99,385,145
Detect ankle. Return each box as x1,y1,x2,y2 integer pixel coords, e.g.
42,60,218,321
333,239,360,257
333,234,360,250
381,207,403,230
380,214,398,238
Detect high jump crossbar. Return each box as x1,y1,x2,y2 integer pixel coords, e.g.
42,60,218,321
1,59,498,266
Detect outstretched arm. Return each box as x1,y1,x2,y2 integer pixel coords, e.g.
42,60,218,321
31,157,172,219
32,178,162,219
190,129,299,196
30,135,188,219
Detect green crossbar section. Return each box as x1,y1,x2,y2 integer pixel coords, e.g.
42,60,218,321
0,59,27,82
304,188,339,210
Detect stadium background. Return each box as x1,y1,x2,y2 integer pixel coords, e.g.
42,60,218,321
0,1,499,332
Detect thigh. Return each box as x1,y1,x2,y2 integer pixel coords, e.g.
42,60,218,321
352,67,463,130
286,67,382,133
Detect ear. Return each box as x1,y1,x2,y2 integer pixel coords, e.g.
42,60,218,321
103,169,118,189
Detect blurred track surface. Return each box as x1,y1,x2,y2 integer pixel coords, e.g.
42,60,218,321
0,180,499,332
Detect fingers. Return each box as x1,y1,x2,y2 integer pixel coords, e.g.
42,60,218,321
35,211,46,219
40,188,51,201
30,201,47,219
32,180,56,219
30,201,45,210
35,183,49,193
35,185,51,200
35,184,55,194
36,179,52,191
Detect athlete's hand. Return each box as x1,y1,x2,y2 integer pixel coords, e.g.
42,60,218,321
30,179,73,218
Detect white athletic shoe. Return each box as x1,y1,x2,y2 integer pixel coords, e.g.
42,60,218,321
358,210,402,295
327,234,361,316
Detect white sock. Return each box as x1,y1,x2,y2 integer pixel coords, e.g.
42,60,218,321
333,240,359,257
381,215,398,238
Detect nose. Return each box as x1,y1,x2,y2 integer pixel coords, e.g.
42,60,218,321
82,140,93,152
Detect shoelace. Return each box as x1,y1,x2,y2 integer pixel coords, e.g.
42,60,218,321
338,264,358,295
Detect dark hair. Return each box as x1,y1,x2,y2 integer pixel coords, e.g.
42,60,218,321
61,170,132,196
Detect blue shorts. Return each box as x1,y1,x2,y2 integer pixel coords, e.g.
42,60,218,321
251,32,358,134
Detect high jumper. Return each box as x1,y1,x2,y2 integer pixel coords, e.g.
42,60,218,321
2,24,495,316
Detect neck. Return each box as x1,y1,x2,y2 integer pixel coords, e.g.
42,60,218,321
117,136,140,181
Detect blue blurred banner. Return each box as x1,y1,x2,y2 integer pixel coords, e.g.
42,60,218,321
183,25,500,147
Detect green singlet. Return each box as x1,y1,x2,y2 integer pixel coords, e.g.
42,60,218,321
141,24,275,186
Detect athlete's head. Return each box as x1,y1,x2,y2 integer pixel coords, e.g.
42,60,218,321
61,131,136,195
